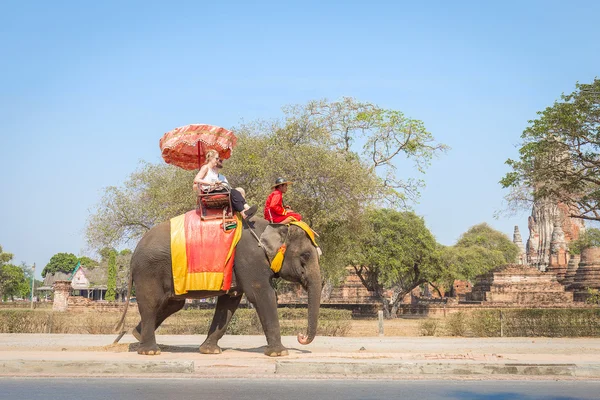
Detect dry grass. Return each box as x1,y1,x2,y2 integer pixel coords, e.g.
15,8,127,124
347,318,425,336
0,307,438,337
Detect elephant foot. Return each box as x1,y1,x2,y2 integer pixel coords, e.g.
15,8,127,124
199,342,222,354
132,327,142,342
264,345,289,357
137,344,161,355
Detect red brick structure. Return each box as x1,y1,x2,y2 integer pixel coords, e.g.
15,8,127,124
468,264,574,305
563,254,581,289
52,281,71,312
570,247,600,301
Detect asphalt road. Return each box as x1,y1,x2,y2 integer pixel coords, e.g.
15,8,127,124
1,378,600,400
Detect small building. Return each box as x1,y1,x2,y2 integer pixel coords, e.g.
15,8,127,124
69,264,109,300
37,264,128,301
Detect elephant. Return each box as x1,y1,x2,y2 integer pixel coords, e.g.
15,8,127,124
115,216,322,357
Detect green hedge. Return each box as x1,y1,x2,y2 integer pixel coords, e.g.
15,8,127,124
498,309,600,337
444,309,600,337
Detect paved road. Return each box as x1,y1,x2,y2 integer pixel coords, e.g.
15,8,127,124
2,378,600,400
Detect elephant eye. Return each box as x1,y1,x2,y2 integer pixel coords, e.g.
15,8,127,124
300,251,311,263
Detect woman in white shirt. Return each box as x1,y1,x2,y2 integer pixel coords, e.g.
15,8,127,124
193,149,257,219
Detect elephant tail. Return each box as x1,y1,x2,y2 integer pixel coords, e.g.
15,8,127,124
113,265,134,343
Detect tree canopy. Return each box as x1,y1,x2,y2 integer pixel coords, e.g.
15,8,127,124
78,256,98,268
455,223,520,265
501,78,600,221
438,223,519,289
86,97,447,282
42,253,79,278
0,264,29,300
347,209,442,318
0,245,31,300
0,245,13,265
569,228,600,255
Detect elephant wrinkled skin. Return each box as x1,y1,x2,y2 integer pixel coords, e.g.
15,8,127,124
116,216,322,357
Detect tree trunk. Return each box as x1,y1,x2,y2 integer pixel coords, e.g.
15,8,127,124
376,293,393,319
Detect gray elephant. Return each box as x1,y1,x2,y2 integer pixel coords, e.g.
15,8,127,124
115,216,322,357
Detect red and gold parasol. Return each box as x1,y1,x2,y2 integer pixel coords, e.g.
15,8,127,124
159,124,237,170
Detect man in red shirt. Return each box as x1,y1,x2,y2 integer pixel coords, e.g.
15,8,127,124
264,177,303,224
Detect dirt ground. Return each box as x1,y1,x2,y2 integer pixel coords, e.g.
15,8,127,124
347,317,424,337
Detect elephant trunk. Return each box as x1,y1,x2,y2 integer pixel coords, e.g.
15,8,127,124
297,280,321,345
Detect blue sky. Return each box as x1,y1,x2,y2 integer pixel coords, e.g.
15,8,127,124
1,1,599,279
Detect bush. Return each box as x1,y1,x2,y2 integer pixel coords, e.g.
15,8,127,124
418,319,439,336
461,309,600,337
469,310,501,337
444,312,468,336
500,309,600,337
587,288,600,305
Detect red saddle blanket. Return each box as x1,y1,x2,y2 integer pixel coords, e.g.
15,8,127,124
170,210,242,295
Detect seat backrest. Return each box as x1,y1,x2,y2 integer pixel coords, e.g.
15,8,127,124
199,192,230,209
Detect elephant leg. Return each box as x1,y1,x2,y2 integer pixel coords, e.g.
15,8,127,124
132,299,185,342
135,277,177,355
132,322,142,341
137,298,162,355
200,294,242,354
246,285,288,357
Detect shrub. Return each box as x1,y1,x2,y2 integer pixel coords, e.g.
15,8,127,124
501,309,600,337
587,288,600,305
418,319,439,336
469,310,501,337
444,312,468,336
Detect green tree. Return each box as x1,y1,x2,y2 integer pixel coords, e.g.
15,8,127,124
439,245,506,287
501,78,600,221
437,223,519,294
99,247,118,261
0,245,13,266
569,228,600,255
0,247,34,300
42,253,79,278
347,209,442,318
0,264,29,300
455,223,520,265
78,256,98,268
105,251,117,301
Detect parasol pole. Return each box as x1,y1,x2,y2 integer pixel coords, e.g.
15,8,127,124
197,143,204,170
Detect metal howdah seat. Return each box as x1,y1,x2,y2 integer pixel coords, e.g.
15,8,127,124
197,186,234,221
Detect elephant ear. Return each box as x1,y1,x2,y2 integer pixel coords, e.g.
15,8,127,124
260,224,289,261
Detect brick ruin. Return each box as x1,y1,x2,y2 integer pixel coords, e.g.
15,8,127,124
569,247,600,301
52,281,71,312
468,264,574,305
